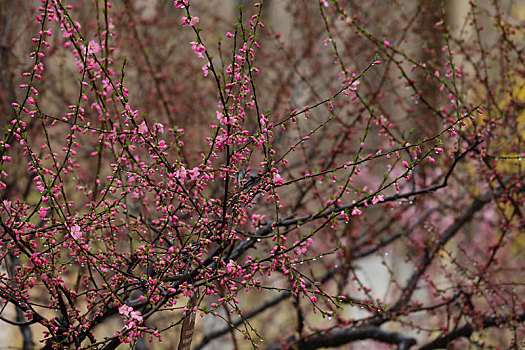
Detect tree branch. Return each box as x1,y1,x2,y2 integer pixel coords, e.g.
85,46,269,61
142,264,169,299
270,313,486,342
267,326,417,350
419,311,525,350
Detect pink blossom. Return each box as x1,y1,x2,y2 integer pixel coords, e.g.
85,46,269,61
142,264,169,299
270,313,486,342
118,305,142,323
272,172,284,185
2,200,11,211
402,160,409,168
70,224,82,240
190,41,206,59
130,310,143,321
157,140,167,149
138,121,148,134
216,110,228,125
226,32,233,38
35,180,45,192
39,207,48,219
306,238,313,247
119,305,131,316
371,195,384,205
189,16,199,26
351,208,362,216
227,260,236,274
188,167,200,181
87,40,100,55
180,16,198,26
173,0,188,8
153,122,164,134
175,167,187,184
202,62,210,77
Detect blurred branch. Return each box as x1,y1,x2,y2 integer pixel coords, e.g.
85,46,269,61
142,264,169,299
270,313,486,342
391,188,494,312
267,326,417,350
419,311,525,350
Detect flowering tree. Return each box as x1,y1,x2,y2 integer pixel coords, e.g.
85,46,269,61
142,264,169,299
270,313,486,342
0,0,524,349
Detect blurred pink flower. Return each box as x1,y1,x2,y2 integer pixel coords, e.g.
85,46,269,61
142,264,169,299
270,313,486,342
87,40,100,55
70,225,82,240
138,121,148,135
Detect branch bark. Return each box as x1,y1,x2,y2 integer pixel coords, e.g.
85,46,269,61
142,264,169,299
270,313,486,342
419,311,525,350
267,326,417,350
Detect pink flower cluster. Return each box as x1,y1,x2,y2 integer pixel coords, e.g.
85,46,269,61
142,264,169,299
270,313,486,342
173,0,188,8
181,16,199,26
190,41,206,59
70,224,82,240
118,304,143,325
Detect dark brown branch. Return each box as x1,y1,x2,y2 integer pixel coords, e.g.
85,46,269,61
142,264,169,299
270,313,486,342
419,311,525,350
267,326,417,350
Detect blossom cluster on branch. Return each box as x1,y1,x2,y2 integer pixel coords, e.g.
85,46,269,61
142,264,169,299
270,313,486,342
0,0,523,349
